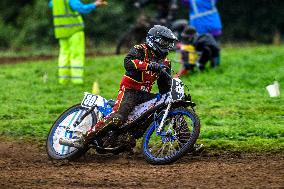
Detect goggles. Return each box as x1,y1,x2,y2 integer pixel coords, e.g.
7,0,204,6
155,37,175,50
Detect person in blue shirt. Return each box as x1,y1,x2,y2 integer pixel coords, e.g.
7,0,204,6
49,0,107,84
187,0,222,40
49,0,104,14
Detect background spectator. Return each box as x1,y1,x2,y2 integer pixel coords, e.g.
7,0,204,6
50,0,107,84
187,0,222,40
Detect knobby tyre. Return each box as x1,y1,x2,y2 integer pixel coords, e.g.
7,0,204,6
142,107,200,165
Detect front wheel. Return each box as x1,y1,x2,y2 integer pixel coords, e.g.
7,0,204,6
142,107,200,164
46,104,97,160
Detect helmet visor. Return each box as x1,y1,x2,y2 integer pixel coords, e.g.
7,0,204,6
155,37,175,50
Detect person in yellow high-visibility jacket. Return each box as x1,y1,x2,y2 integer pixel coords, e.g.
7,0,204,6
176,29,199,77
49,0,107,84
176,43,199,77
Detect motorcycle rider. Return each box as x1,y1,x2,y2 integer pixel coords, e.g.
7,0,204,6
61,25,203,153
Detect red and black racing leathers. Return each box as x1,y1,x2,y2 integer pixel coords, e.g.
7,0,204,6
86,44,171,139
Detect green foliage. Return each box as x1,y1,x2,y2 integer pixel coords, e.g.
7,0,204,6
0,0,283,49
0,19,16,48
12,0,54,48
219,0,284,43
0,46,283,152
0,0,55,49
84,0,136,45
0,0,135,49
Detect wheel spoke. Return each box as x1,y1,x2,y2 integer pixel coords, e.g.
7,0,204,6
168,142,177,156
176,138,185,147
149,140,163,153
154,143,167,158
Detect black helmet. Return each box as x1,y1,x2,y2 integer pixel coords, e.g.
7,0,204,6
146,25,178,57
181,26,197,44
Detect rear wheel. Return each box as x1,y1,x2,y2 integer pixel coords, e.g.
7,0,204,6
46,104,97,160
142,108,200,164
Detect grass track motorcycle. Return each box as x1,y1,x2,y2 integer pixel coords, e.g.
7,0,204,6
46,70,201,165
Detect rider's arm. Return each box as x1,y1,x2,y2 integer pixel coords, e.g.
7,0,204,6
49,0,52,8
69,0,97,14
124,45,149,72
157,59,171,94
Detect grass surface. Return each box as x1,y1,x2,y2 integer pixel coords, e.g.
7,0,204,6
0,44,115,58
0,45,283,152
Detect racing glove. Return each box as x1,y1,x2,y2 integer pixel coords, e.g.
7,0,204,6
148,62,162,73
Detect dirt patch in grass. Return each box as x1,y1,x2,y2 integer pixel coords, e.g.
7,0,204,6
0,52,113,65
0,55,54,64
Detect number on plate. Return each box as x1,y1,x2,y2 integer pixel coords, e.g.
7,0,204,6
81,93,98,108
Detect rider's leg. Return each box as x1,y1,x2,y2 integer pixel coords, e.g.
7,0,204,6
60,88,155,148
84,87,140,143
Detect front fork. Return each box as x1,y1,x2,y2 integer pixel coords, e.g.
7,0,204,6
156,102,172,135
65,105,97,134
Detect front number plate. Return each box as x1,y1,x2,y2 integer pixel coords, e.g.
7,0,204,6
81,92,98,108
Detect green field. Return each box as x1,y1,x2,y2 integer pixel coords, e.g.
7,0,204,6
0,45,283,153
